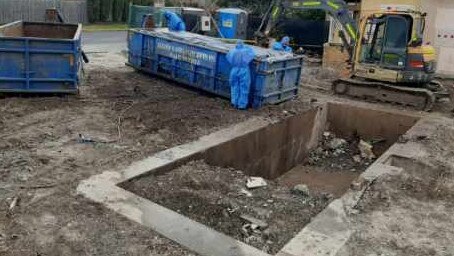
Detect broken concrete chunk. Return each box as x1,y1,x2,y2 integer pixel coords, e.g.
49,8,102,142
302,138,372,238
241,224,251,236
292,184,310,197
240,214,269,229
329,138,347,150
353,155,362,163
246,177,267,189
239,189,253,197
358,140,376,159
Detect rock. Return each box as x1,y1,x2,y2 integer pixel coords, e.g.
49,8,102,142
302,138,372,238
321,192,334,201
38,156,50,165
292,184,310,197
329,138,347,150
8,197,19,212
358,140,376,159
241,224,251,236
240,214,268,229
397,135,410,144
252,207,272,218
333,148,345,156
250,224,260,231
244,235,263,244
246,177,267,189
78,134,96,144
416,135,429,141
239,189,253,197
353,155,362,163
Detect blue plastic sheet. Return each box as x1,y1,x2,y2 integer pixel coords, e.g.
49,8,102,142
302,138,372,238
272,36,292,52
164,11,186,32
226,42,255,109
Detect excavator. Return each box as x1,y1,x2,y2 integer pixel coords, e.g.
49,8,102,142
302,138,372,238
255,0,450,110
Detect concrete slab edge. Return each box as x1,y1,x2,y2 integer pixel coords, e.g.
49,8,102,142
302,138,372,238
277,116,442,256
78,116,273,256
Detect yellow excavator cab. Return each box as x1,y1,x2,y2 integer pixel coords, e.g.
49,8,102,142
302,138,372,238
255,0,450,110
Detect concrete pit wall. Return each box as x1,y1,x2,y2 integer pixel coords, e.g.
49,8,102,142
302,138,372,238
204,107,324,179
326,102,420,154
117,102,421,183
202,103,420,179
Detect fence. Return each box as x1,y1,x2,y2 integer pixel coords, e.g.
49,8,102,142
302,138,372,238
0,0,88,24
87,0,155,22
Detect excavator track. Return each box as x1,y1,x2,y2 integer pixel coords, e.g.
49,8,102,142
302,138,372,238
332,78,437,111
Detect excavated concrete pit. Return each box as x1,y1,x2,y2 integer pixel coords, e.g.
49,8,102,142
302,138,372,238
202,102,419,179
78,102,423,256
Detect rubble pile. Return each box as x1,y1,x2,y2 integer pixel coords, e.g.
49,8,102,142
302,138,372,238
307,131,376,172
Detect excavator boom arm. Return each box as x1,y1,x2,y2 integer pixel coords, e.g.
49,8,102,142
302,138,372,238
257,0,358,57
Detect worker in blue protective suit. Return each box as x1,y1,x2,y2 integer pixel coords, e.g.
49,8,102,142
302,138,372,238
163,11,186,32
226,41,256,109
272,36,292,52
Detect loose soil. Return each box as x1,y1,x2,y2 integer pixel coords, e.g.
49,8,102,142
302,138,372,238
0,52,312,256
340,123,454,256
121,160,332,254
1,49,453,256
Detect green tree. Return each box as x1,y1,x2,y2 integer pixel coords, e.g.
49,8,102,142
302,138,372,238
217,0,325,20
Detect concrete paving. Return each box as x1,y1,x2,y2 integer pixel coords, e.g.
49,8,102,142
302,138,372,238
82,31,127,53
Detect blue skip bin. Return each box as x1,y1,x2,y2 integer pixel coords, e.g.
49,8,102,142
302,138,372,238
127,29,303,108
0,21,83,94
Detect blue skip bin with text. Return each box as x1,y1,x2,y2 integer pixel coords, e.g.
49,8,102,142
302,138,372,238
127,28,303,108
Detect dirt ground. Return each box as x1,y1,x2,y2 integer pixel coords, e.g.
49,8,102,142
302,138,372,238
0,52,312,256
121,160,331,254
1,51,454,256
120,130,379,254
301,57,454,115
340,124,454,256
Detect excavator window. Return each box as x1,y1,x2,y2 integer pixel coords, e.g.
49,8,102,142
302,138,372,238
381,15,411,69
360,15,412,70
360,18,386,63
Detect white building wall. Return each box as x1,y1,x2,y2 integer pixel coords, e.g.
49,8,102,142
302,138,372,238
422,0,454,77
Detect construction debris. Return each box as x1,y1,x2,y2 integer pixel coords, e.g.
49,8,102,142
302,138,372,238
307,131,377,172
240,214,269,229
246,177,268,189
329,138,347,150
78,134,96,144
8,197,19,213
292,184,310,197
358,140,376,159
239,188,253,197
353,155,362,163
